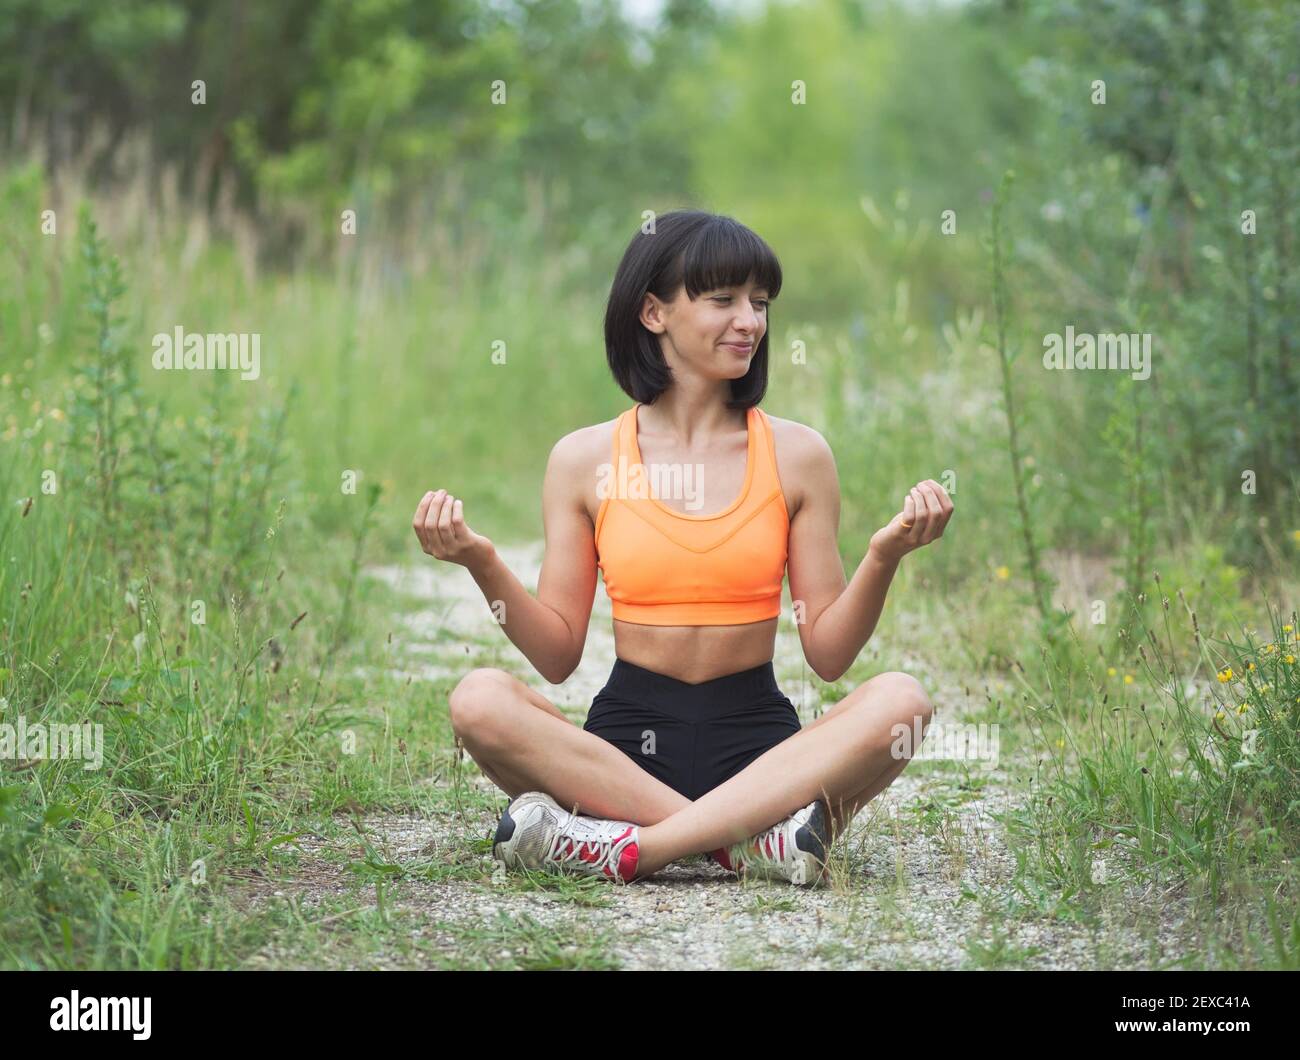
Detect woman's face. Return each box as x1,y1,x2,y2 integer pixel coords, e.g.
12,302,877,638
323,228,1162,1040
644,278,770,382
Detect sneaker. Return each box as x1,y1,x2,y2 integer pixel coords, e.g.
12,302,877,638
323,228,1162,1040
492,791,640,883
719,798,832,886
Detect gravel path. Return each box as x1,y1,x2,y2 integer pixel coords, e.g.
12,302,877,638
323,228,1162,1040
235,544,1204,970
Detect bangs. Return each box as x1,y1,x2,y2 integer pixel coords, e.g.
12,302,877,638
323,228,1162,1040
668,219,783,303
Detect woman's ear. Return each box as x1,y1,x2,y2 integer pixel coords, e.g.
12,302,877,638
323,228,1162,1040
639,292,667,335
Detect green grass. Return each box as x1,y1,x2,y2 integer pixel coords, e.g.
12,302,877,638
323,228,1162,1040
0,148,1297,969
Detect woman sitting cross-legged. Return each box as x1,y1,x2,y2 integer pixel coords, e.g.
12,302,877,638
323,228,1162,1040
412,210,952,886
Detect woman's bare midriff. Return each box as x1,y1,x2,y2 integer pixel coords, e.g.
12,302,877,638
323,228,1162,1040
611,618,779,684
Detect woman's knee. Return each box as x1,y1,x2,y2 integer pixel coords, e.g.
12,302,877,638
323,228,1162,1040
448,668,517,745
839,672,932,778
872,671,934,728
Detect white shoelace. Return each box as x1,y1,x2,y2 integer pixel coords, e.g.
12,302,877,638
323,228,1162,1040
546,814,634,876
731,817,788,870
750,821,787,863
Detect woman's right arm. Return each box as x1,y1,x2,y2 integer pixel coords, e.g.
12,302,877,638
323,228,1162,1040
411,430,598,685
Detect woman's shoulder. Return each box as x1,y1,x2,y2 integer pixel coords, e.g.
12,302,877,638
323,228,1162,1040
761,412,838,516
762,412,835,468
546,415,627,520
546,413,626,496
546,414,624,475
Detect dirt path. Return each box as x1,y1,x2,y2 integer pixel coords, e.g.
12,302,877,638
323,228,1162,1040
235,544,1203,970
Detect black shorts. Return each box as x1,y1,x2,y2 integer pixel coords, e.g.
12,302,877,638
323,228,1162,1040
582,658,802,801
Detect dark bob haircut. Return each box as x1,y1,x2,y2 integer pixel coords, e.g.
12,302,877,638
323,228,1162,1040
604,210,783,409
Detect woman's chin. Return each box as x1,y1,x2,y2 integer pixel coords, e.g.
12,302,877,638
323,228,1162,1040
681,355,754,382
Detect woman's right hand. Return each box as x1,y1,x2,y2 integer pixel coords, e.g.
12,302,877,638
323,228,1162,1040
867,479,952,566
413,489,495,570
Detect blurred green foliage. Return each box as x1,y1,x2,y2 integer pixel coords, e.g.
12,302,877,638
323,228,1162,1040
1,0,701,253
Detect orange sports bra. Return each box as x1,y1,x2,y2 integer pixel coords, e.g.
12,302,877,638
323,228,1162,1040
593,403,790,626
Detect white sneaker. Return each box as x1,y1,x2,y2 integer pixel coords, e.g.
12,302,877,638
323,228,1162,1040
492,792,641,883
718,798,832,887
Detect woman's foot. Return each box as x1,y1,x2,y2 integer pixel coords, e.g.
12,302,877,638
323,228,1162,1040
492,792,641,883
711,798,832,886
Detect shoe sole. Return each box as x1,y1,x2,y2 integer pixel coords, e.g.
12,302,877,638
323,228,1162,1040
792,799,832,886
492,807,516,852
492,792,562,863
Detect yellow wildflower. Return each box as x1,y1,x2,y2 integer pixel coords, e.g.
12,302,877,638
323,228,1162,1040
995,566,1010,580
1236,703,1248,715
1285,655,1295,665
1123,674,1134,685
1107,667,1117,677
1215,710,1226,721
1217,668,1233,683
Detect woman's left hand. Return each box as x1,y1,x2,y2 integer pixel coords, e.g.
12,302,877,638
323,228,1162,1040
868,479,953,565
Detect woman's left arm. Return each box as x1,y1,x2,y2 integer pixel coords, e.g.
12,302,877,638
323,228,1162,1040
783,426,953,682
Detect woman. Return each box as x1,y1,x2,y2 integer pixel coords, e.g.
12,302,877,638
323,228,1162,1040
412,210,952,887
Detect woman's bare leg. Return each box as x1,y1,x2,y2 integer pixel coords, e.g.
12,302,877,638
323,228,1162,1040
448,668,693,825
450,667,930,879
790,676,924,838
630,671,933,877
